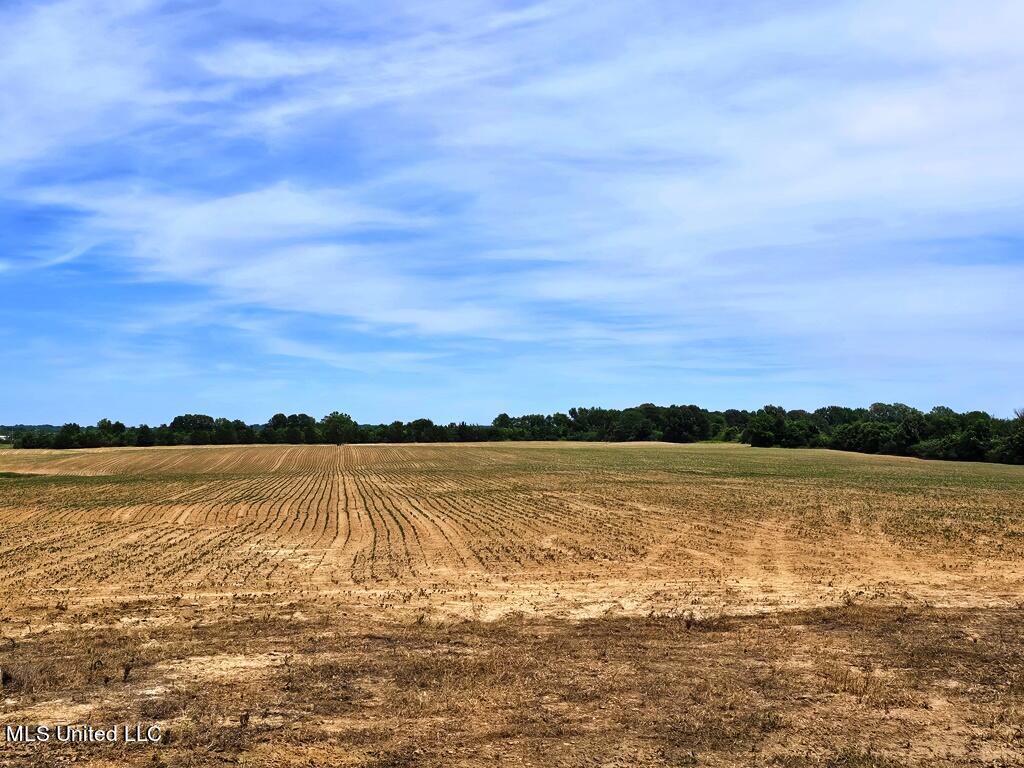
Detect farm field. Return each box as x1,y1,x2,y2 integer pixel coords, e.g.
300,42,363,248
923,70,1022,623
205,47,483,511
0,442,1023,767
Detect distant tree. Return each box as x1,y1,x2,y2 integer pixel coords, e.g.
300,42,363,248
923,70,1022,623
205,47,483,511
154,425,176,446
722,409,750,429
408,418,444,442
925,406,960,439
988,411,1024,464
707,413,727,439
189,429,211,446
492,413,513,430
742,412,777,447
136,424,155,447
780,418,821,448
910,438,946,460
550,412,572,439
286,414,317,431
232,420,255,444
79,428,103,448
52,423,82,449
96,419,127,435
321,412,358,444
171,414,215,433
813,406,862,430
884,412,925,455
742,406,786,447
867,403,918,423
15,431,50,448
661,405,710,443
611,409,655,442
835,421,896,454
384,421,406,443
11,402,1024,466
948,422,992,462
212,418,238,445
720,425,741,442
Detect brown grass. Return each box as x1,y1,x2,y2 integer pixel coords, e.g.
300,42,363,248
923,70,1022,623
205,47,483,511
0,442,1022,766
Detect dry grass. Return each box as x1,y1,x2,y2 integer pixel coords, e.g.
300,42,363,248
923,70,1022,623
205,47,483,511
1,599,1022,766
0,443,1022,766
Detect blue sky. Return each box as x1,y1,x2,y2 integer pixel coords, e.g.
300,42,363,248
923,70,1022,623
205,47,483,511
2,0,1022,425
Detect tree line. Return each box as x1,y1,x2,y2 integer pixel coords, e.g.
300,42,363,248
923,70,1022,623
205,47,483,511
4,402,1023,465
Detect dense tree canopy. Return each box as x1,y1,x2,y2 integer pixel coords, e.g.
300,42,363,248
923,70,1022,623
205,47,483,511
7,403,1024,465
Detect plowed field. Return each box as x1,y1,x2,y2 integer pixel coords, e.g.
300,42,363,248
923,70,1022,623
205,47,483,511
1,443,1022,767
1,442,1021,613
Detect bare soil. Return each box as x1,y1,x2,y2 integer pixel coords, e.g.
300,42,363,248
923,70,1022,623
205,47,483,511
0,442,1022,766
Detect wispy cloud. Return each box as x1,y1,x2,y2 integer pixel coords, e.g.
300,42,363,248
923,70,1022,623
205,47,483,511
1,0,1023,423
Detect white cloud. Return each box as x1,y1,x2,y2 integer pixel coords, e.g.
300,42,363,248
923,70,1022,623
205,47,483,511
0,0,171,167
2,0,1023,414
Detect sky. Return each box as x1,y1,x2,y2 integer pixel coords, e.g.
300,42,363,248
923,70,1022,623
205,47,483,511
1,0,1023,426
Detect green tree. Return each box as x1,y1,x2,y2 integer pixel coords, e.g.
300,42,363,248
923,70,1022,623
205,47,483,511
189,429,211,445
780,418,820,448
136,424,155,447
611,409,655,441
53,423,82,449
171,414,215,433
384,421,406,443
742,412,777,447
989,410,1024,464
212,418,238,445
321,412,358,444
742,406,786,447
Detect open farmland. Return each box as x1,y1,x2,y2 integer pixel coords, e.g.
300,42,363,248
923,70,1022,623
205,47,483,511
1,443,1023,767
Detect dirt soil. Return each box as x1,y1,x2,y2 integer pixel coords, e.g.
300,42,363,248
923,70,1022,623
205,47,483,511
0,442,1022,766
